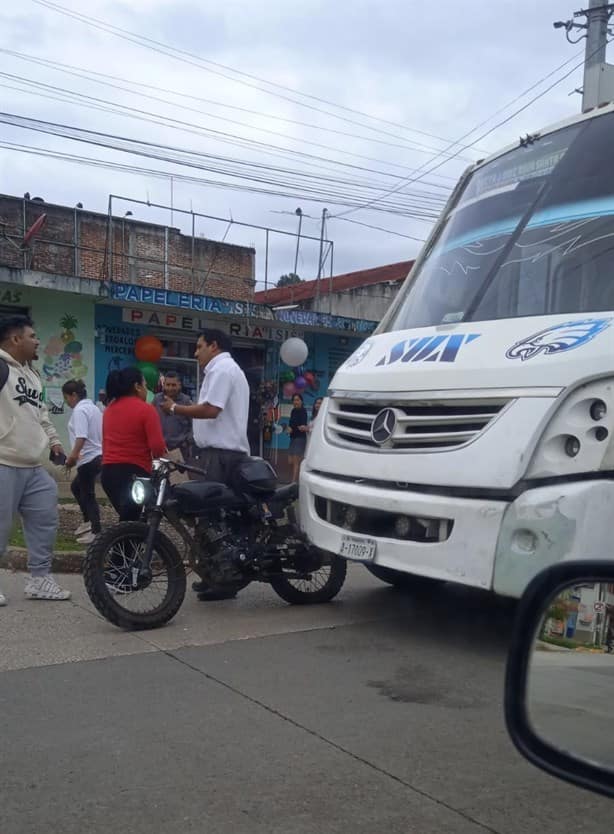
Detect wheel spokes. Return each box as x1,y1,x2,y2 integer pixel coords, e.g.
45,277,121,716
103,536,171,614
286,564,332,594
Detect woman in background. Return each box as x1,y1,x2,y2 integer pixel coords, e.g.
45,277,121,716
101,367,167,521
309,397,323,428
306,397,324,452
286,392,308,483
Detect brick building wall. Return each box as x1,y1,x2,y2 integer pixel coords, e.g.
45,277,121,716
0,194,255,301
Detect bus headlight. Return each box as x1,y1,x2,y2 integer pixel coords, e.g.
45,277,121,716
526,378,614,479
131,478,152,505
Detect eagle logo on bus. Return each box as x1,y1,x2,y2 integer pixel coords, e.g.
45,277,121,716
506,318,612,362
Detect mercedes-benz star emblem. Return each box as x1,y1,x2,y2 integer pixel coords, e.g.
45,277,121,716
371,408,397,445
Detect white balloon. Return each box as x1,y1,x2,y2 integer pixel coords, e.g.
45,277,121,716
280,337,308,367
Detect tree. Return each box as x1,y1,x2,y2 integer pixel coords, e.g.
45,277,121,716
276,272,302,288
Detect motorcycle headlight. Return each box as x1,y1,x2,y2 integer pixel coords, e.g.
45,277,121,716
131,478,152,505
526,377,614,479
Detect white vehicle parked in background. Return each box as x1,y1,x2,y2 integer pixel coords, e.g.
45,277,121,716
300,103,614,598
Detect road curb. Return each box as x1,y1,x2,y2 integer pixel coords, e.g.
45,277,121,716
0,547,84,574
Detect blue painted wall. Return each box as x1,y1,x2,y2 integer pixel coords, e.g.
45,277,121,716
94,305,143,396
263,332,361,451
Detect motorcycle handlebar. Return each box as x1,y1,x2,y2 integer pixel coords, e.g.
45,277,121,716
156,458,208,478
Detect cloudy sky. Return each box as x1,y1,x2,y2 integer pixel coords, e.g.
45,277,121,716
0,0,597,290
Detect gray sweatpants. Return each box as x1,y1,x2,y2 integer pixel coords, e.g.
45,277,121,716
0,465,58,576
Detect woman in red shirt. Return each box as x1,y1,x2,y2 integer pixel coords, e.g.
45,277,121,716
101,367,167,521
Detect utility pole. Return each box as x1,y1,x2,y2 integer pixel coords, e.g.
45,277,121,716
583,0,611,110
293,207,303,275
555,2,614,112
315,208,327,311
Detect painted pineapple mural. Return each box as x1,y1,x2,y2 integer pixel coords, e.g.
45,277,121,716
60,314,77,343
42,313,89,381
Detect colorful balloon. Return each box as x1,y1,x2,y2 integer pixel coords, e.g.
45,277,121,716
136,361,159,392
294,375,307,390
134,335,164,364
279,337,308,367
282,381,296,399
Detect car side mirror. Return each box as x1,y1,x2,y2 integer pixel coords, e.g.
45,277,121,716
505,560,614,798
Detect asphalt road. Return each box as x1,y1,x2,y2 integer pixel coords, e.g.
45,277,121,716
1,566,612,834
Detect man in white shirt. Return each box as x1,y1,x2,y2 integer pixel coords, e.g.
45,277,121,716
160,329,251,602
62,379,103,545
160,329,250,486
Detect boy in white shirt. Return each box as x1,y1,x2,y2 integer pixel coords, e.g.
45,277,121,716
62,379,103,545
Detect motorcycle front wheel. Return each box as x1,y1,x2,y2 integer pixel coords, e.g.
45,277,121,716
269,548,347,605
83,521,187,630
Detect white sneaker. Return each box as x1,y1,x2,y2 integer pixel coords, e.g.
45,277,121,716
24,575,71,601
0,589,7,606
77,531,96,545
74,522,91,537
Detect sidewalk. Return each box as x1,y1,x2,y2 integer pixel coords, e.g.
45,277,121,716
0,562,383,672
0,500,113,573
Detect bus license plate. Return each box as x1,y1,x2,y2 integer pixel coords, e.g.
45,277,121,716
339,535,376,562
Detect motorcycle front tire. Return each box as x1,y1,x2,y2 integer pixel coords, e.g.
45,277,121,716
83,521,187,630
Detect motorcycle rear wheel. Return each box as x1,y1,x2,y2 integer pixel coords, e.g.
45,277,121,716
83,521,187,630
269,549,347,605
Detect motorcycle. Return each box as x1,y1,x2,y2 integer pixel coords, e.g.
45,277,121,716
82,456,347,630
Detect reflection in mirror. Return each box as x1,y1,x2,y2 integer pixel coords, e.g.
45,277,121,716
527,578,614,770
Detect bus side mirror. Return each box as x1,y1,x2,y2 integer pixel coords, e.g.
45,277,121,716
505,560,614,798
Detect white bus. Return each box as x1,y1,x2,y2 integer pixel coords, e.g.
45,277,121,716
300,103,614,598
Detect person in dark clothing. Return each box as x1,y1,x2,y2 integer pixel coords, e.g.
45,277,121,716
153,371,193,460
101,367,167,521
287,393,308,483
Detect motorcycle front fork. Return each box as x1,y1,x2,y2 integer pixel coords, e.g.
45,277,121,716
135,479,168,585
134,510,162,585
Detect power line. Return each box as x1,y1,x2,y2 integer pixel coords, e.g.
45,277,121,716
0,47,473,175
0,70,450,206
330,216,426,242
10,3,590,226
31,0,492,156
0,128,440,218
14,3,590,221
332,44,598,217
0,101,443,217
0,139,404,207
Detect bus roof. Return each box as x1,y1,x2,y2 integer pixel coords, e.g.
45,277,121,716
472,101,614,174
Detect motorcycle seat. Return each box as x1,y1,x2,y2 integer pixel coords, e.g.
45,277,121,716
172,480,238,513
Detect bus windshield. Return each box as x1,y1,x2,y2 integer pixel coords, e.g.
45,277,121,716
384,111,614,331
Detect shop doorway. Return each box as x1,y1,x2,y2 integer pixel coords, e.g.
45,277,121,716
233,344,265,457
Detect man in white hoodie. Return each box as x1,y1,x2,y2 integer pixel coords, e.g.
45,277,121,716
0,315,71,605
